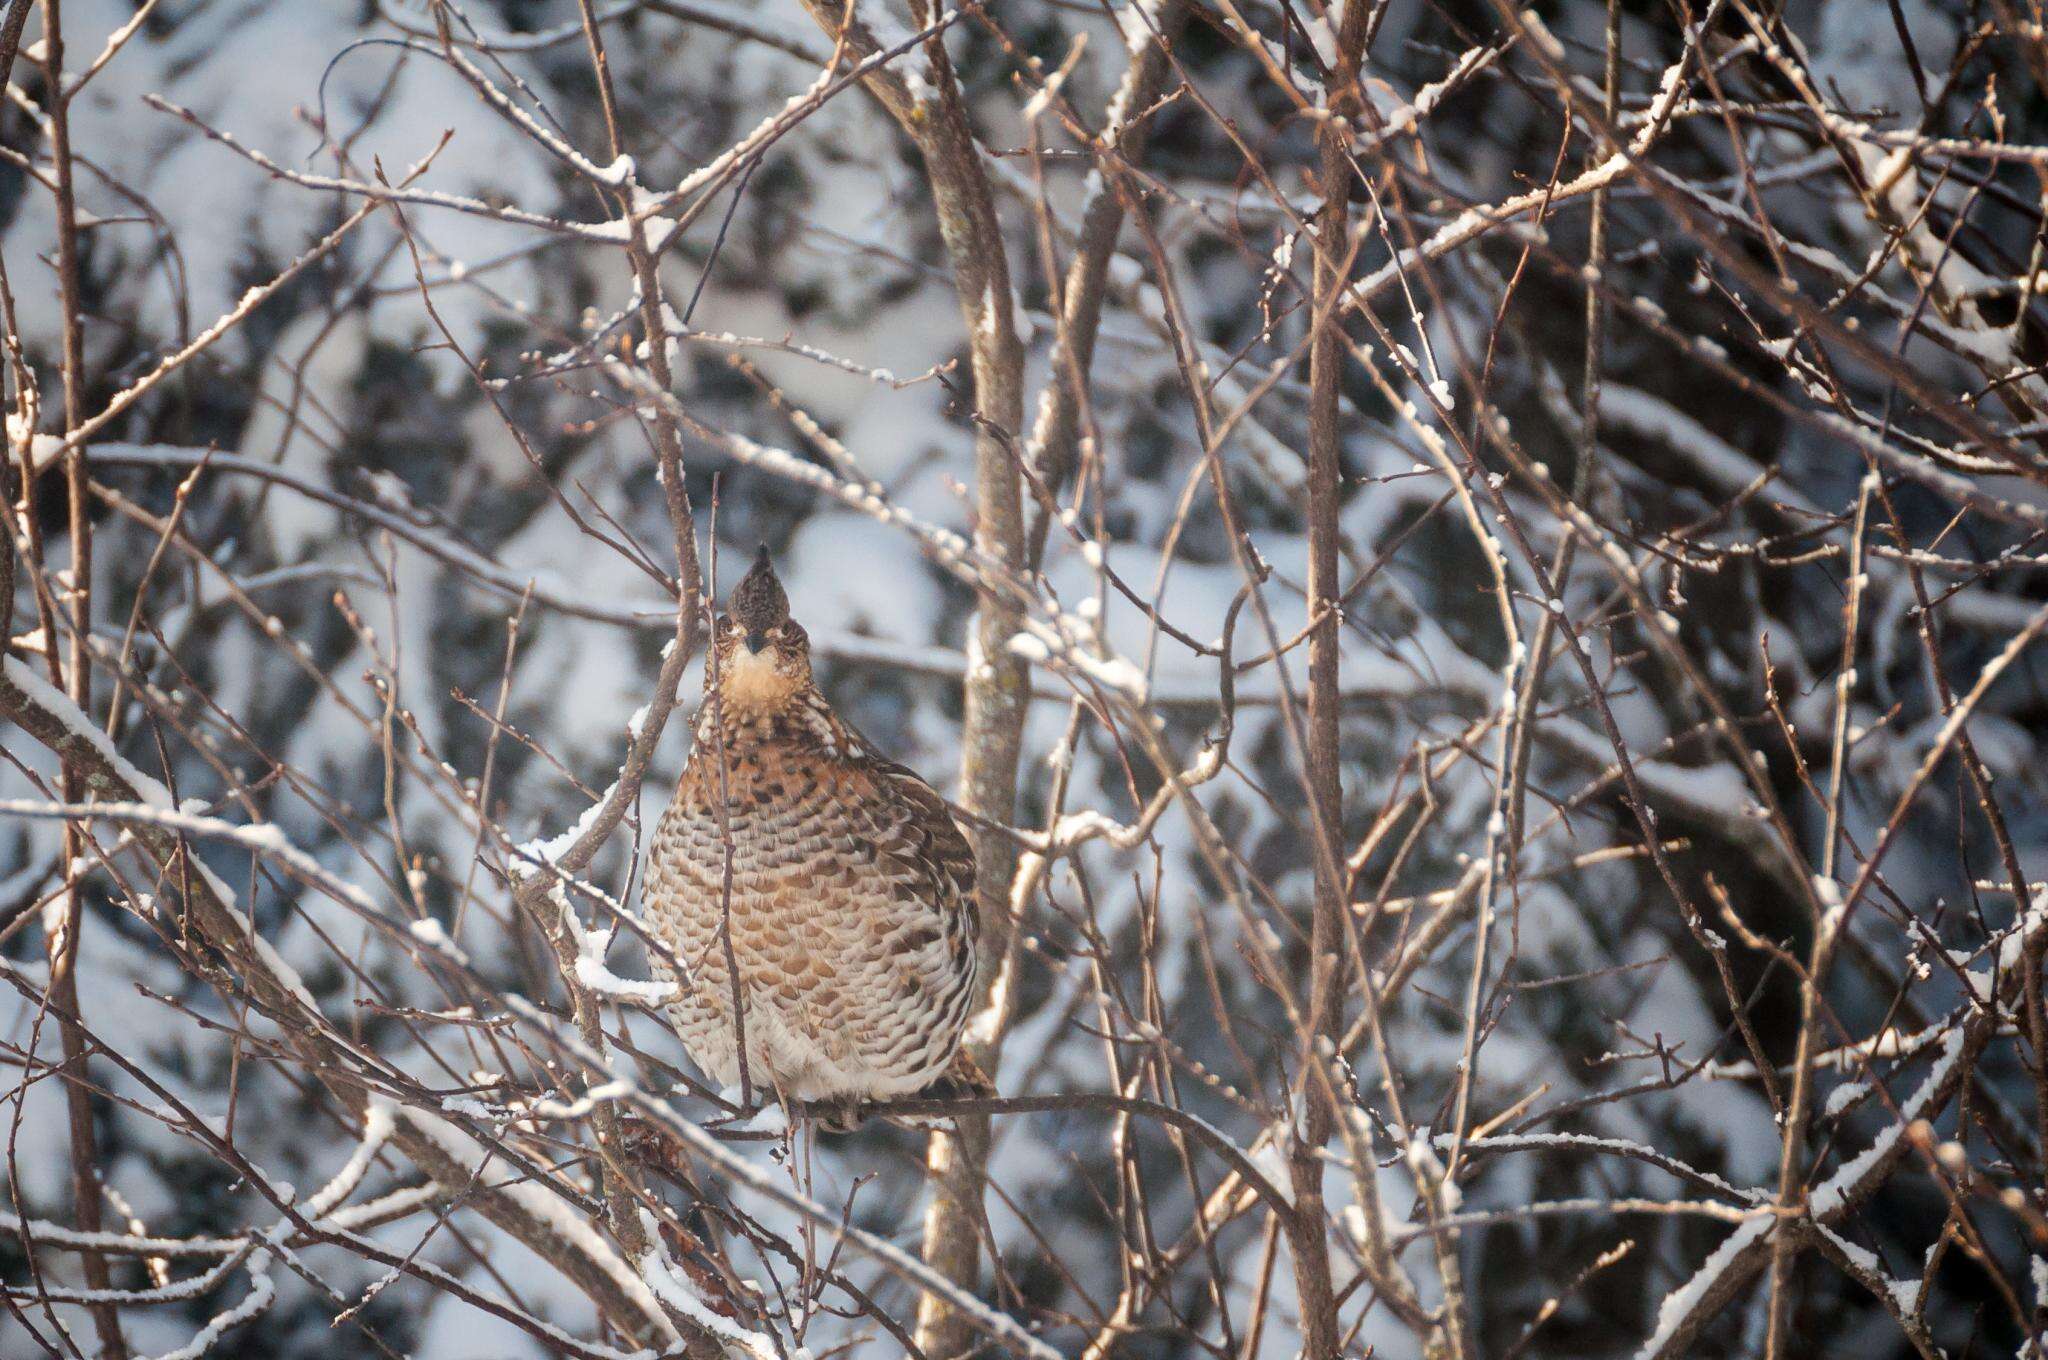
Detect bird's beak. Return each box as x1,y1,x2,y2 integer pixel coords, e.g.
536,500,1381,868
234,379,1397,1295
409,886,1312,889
744,630,767,655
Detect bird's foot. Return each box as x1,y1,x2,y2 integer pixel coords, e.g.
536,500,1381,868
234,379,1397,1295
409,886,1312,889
806,1098,868,1134
922,1049,998,1102
875,1053,999,1130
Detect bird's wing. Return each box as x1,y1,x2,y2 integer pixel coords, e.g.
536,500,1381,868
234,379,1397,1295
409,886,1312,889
840,728,978,938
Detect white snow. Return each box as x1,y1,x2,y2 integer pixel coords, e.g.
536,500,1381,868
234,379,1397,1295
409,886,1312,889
1637,1216,1772,1358
573,942,679,1005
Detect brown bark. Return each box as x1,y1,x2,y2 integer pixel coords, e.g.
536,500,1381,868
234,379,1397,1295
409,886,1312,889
780,7,1032,1352
39,2,125,1351
1292,3,1381,1354
1022,0,1186,570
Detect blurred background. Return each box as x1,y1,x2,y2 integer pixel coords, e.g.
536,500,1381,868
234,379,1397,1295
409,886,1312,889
3,1,2046,1357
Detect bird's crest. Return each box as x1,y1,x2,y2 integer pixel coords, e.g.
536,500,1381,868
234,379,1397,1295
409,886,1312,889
729,545,789,633
709,547,812,718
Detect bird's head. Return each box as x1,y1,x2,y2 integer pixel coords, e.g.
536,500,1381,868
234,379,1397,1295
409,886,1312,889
710,546,812,713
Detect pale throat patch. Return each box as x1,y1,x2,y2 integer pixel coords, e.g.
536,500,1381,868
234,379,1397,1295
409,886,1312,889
719,646,795,711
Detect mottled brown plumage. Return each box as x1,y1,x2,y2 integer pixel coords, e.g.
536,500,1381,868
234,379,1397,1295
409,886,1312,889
641,549,978,1110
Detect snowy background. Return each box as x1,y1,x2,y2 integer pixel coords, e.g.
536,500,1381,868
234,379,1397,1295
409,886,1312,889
3,1,2047,1357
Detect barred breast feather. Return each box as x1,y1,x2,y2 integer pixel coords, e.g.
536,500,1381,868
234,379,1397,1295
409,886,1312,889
642,693,978,1105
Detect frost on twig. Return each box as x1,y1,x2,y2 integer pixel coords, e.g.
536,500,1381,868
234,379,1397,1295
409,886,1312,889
8,3,2048,1357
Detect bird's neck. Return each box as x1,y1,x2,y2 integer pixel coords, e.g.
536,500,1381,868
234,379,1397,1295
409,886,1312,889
717,647,792,710
695,683,836,750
